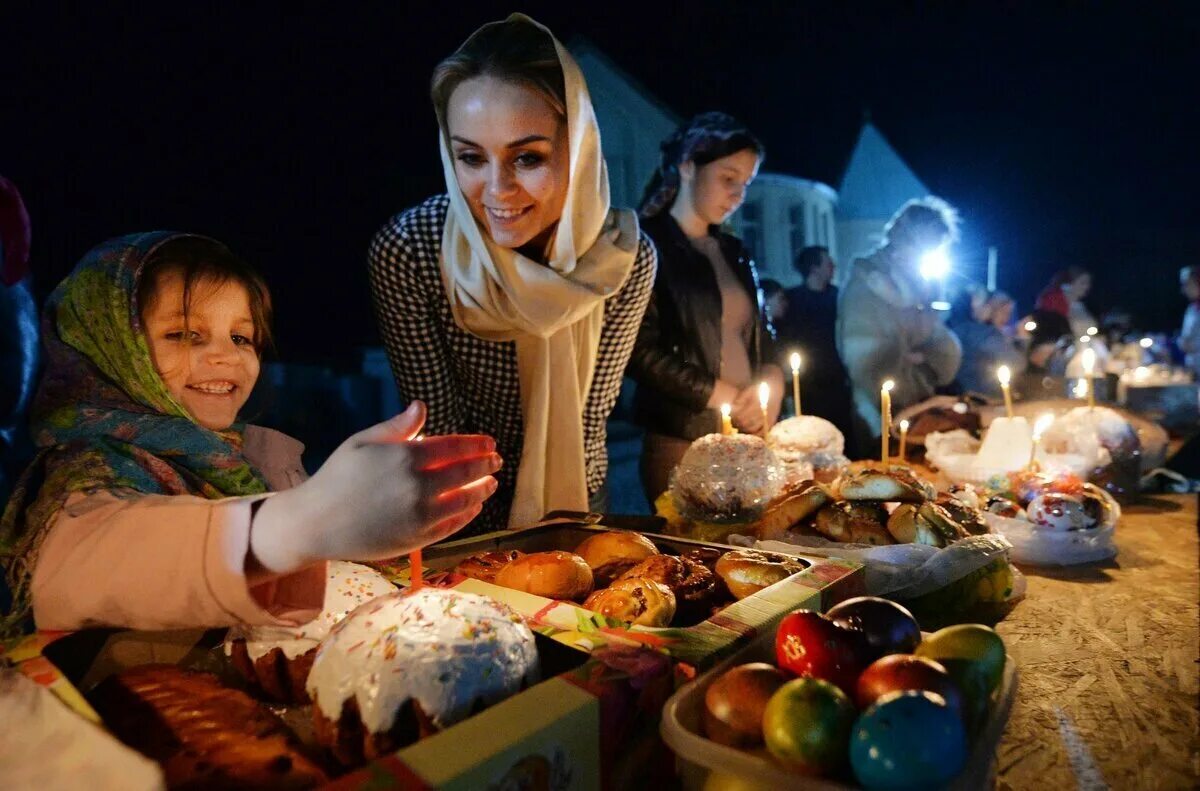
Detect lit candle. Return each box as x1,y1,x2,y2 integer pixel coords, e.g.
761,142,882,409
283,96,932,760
1081,348,1096,410
880,379,895,466
1139,337,1153,349
1086,326,1099,336
1029,412,1055,470
720,403,733,436
899,419,909,461
409,549,423,592
790,352,802,417
1023,320,1038,332
759,381,770,438
997,365,1014,418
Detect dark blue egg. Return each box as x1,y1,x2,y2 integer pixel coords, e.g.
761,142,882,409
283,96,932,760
850,690,968,790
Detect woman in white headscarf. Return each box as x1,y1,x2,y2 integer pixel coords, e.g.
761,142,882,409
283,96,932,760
368,14,657,533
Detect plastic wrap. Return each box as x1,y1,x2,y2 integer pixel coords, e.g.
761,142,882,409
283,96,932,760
669,433,784,523
983,513,1117,566
925,429,1093,485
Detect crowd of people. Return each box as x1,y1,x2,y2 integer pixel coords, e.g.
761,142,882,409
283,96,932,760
0,14,1195,639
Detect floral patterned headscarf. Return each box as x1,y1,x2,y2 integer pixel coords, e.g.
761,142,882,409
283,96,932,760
0,231,268,638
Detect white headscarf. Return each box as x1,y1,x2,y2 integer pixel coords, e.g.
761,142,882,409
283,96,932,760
437,14,639,527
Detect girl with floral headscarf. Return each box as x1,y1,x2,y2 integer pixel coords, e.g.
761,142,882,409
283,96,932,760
1,233,498,637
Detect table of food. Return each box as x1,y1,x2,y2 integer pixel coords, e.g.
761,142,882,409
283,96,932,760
2,394,1197,790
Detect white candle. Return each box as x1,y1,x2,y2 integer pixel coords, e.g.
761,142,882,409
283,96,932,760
997,365,1013,418
1030,412,1055,469
880,380,894,465
720,403,733,436
758,381,770,438
790,352,802,417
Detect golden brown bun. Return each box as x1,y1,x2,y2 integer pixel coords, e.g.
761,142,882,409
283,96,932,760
583,576,676,627
755,481,832,539
453,549,525,584
574,531,660,586
714,549,807,600
837,468,928,502
494,551,594,600
89,664,328,788
227,640,316,704
617,554,721,618
812,501,893,545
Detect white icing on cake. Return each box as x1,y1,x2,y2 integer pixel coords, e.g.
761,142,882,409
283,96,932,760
306,588,538,734
224,561,397,661
1059,406,1136,449
768,415,845,460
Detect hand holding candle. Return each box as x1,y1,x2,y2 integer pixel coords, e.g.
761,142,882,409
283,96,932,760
790,352,802,417
880,379,895,465
997,365,1014,418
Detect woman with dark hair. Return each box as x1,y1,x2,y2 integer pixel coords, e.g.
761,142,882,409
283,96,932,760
1036,266,1095,338
627,112,781,503
368,15,656,532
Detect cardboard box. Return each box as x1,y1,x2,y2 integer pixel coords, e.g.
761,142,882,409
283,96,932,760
372,520,864,671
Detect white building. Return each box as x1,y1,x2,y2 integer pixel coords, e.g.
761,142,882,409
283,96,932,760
734,174,839,288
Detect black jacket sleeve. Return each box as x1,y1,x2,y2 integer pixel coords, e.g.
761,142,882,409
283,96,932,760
626,288,715,411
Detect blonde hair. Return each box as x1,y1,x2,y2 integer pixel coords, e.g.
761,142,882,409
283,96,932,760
430,16,565,127
883,196,961,247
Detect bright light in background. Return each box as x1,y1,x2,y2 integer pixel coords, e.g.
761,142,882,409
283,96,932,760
1079,335,1091,344
931,300,951,311
1024,321,1038,332
1073,379,1088,398
1086,326,1099,336
919,246,951,280
1139,337,1153,349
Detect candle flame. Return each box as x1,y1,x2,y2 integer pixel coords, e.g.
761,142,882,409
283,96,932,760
997,365,1011,386
899,419,909,431
1086,326,1099,336
882,379,895,393
758,381,769,409
1081,347,1096,373
1023,320,1037,332
1079,335,1091,344
721,403,731,417
1073,379,1088,398
1139,337,1153,349
1033,412,1055,439
790,352,801,373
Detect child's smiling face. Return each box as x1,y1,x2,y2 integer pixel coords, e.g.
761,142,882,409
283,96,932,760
142,271,260,430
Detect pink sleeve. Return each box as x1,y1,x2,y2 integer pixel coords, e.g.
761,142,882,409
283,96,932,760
30,491,326,632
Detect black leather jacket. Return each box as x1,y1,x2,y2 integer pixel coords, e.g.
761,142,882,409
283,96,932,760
628,212,777,440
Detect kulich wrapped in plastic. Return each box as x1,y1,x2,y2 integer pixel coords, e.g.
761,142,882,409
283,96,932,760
670,433,784,524
1041,406,1142,503
766,415,849,483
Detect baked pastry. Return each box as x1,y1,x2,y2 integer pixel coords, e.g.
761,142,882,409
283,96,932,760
670,433,784,523
767,415,849,482
713,549,807,600
453,549,525,584
837,467,931,503
885,502,967,547
89,665,328,789
618,554,721,620
936,493,990,535
493,551,594,600
813,501,893,545
583,577,676,627
225,561,397,702
574,531,660,586
681,546,723,571
754,481,832,539
307,588,538,767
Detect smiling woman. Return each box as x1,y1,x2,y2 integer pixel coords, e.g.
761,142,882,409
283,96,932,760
368,14,658,533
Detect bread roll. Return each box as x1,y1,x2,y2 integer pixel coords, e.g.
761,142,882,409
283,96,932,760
714,549,807,600
583,577,676,627
574,531,659,586
494,551,594,600
453,549,525,584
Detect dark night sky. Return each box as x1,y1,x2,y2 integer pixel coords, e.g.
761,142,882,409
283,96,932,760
4,2,1197,367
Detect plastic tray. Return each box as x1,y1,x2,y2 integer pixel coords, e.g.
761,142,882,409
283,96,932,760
661,634,1018,790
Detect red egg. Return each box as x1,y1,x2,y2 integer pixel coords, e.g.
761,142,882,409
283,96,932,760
775,610,872,695
703,662,789,747
826,596,921,661
855,654,964,719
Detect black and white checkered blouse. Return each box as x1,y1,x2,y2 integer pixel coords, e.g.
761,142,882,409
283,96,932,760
367,194,657,535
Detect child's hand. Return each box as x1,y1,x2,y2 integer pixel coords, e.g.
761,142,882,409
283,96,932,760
249,401,500,575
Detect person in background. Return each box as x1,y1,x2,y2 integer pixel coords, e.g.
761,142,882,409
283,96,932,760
629,111,781,504
781,245,854,437
1178,266,1200,378
0,176,37,506
1036,266,1095,339
837,198,962,455
0,233,498,637
368,16,656,531
948,286,1024,398
760,278,787,327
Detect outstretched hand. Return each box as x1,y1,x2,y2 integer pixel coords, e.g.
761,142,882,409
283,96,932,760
249,401,501,575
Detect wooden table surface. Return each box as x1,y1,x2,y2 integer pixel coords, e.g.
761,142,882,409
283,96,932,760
994,493,1200,790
